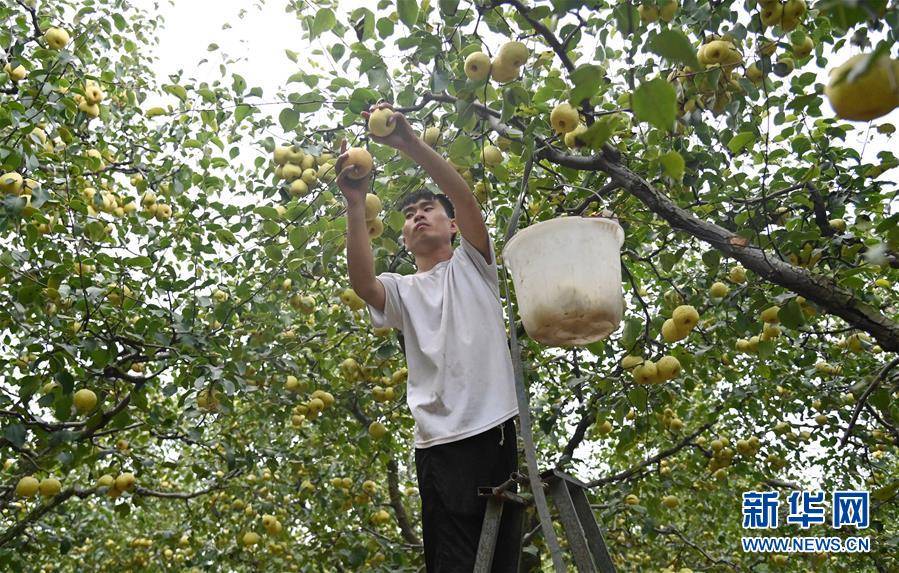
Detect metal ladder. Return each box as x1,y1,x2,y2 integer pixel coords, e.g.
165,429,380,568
474,469,617,573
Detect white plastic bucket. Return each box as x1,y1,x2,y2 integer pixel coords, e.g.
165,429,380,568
502,216,625,347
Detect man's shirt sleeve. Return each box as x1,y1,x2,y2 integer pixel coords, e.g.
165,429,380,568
367,273,404,330
458,234,500,295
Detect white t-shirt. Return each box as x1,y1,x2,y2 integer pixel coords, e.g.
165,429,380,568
367,234,519,448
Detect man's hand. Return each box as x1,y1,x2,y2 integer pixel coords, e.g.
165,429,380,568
361,101,419,154
334,139,371,207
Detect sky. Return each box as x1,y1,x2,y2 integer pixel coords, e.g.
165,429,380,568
137,0,899,175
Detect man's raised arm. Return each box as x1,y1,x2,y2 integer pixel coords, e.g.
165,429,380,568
335,140,386,311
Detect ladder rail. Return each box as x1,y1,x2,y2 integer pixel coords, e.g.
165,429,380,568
499,148,567,573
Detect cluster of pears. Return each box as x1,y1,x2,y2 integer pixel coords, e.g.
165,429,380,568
674,37,744,116
661,304,700,343
825,53,899,122
339,287,367,311
292,388,336,424
196,387,222,411
272,144,337,197
260,514,283,535
706,437,737,479
370,508,392,526
757,0,807,32
463,41,530,84
289,292,315,314
339,357,365,381
371,369,404,403
140,187,174,222
1,171,39,206
638,1,679,23
660,407,685,432
3,61,27,82
15,475,62,498
735,305,782,353
73,79,105,119
623,354,682,385
363,193,384,240
95,471,136,499
81,183,135,219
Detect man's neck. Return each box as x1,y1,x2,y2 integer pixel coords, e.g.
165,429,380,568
414,245,454,273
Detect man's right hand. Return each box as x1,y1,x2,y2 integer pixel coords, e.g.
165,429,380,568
335,139,370,207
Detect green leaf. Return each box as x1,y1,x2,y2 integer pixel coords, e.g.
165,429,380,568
628,387,648,411
660,150,685,181
448,135,475,165
581,116,615,149
376,17,395,39
312,8,336,39
569,64,604,105
397,0,419,28
288,92,323,113
234,104,254,124
779,299,805,330
632,79,676,131
264,244,283,262
285,49,299,63
621,317,642,349
289,227,308,250
648,30,700,71
163,84,187,102
4,423,25,449
727,132,756,154
279,108,299,131
124,256,152,268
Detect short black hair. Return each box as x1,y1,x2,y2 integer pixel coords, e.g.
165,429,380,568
399,190,456,244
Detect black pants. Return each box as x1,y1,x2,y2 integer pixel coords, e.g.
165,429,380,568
415,417,522,573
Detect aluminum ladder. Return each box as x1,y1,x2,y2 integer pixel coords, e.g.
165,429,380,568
474,469,617,573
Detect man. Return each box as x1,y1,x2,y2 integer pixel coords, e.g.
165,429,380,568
335,102,522,572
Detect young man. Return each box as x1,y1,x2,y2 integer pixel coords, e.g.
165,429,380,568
335,102,522,572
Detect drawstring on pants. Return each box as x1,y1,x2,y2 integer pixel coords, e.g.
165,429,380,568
498,421,505,446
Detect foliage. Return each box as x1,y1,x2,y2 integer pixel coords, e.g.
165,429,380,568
0,0,897,571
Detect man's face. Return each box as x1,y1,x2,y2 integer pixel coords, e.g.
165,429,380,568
401,199,456,253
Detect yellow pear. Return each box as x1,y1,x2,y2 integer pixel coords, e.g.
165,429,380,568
825,53,899,122
759,2,783,28
368,421,388,440
73,389,98,413
497,41,528,67
710,282,730,298
672,305,699,331
3,63,27,82
39,478,62,497
563,124,588,149
367,108,395,138
550,103,579,134
44,27,70,50
368,218,384,240
481,145,504,166
422,126,441,146
490,56,519,83
638,4,659,23
464,51,491,81
364,193,382,221
659,1,679,22
16,476,40,497
656,356,681,380
342,148,373,180
662,318,687,343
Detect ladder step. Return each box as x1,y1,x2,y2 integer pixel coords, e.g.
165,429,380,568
474,471,616,573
